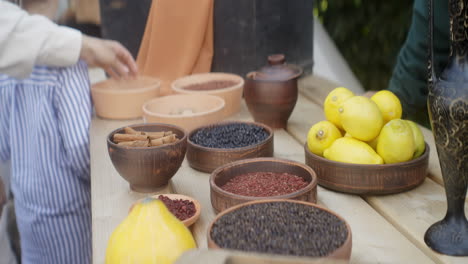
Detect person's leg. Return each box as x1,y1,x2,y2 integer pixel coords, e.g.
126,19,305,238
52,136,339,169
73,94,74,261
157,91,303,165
8,62,91,264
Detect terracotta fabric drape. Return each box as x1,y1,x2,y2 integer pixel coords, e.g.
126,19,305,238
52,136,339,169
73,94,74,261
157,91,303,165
137,0,214,95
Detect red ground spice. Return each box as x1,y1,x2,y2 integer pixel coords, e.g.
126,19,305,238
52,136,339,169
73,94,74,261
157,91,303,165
183,80,239,91
220,172,308,197
158,195,196,221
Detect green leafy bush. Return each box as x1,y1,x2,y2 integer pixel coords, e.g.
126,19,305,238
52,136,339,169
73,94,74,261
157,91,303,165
315,0,413,91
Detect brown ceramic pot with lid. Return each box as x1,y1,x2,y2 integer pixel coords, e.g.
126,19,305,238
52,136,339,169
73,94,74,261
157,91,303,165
245,54,303,129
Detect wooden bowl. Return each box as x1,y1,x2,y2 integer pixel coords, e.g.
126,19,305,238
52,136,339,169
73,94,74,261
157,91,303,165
187,121,274,173
91,76,160,119
207,199,352,261
142,94,225,132
107,123,187,193
304,143,430,195
129,194,201,227
171,73,244,118
210,157,318,213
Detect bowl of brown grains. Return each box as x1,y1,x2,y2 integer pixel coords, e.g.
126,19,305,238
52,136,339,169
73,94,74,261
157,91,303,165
171,72,244,118
210,157,317,213
207,199,352,261
129,194,201,227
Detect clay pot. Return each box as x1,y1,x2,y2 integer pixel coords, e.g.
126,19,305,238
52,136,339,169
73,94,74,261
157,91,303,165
91,76,161,120
210,157,317,213
142,94,225,132
171,73,244,118
244,54,303,129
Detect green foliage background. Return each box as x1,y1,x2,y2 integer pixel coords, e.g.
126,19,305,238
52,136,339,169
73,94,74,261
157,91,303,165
315,0,414,91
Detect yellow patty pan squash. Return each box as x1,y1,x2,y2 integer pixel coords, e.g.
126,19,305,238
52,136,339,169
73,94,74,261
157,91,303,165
105,197,196,264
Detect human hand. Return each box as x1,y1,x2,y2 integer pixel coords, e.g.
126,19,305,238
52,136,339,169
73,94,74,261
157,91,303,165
80,35,138,79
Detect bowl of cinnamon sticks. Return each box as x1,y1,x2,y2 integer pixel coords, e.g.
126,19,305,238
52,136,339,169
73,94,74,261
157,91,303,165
107,123,187,192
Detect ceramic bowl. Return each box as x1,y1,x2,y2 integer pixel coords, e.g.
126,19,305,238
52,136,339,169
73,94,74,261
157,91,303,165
129,194,201,227
171,73,244,118
304,143,430,195
91,76,161,119
187,121,274,173
210,157,318,213
142,94,225,132
107,123,187,193
207,199,352,261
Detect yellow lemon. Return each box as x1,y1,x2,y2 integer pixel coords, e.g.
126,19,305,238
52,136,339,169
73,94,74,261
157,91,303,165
371,90,403,123
323,137,383,164
344,132,353,138
339,96,384,141
405,120,426,159
307,121,342,156
377,119,415,164
367,135,379,150
324,87,355,130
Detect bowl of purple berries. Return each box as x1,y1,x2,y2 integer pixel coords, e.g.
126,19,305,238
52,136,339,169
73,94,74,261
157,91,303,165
186,121,274,173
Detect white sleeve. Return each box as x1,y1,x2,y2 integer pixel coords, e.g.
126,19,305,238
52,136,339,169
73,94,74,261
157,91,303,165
0,1,82,79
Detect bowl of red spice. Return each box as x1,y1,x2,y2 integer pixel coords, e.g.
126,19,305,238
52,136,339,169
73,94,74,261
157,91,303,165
131,194,201,227
171,72,244,118
210,157,318,213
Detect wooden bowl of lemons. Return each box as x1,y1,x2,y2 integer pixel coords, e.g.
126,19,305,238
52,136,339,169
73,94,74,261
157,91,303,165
304,88,430,195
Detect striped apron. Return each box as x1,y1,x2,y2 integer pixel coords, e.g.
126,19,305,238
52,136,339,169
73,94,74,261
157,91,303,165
0,61,91,264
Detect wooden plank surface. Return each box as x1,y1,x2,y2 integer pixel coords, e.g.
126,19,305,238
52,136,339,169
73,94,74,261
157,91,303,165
288,89,467,264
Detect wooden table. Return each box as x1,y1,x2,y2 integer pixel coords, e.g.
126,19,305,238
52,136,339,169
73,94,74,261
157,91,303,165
91,74,467,264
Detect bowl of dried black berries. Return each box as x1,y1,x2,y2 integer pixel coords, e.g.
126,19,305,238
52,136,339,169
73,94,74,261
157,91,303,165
208,199,352,261
210,157,317,213
186,121,274,173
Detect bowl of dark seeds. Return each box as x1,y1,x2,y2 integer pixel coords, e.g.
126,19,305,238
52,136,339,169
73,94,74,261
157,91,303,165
208,199,352,261
210,157,317,213
186,121,274,173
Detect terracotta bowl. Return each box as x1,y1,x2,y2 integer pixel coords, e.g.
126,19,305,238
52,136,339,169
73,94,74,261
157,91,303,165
210,157,318,213
171,72,244,118
304,143,430,195
129,194,201,227
207,199,352,261
142,94,225,132
91,76,161,119
107,123,187,193
187,121,274,173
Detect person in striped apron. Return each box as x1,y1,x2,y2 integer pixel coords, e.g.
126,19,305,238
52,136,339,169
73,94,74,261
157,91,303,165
0,1,137,263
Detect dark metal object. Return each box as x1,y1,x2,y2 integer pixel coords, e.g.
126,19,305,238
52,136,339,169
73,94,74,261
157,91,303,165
424,0,468,256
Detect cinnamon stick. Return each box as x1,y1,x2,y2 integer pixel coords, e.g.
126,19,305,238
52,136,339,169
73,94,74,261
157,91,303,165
117,140,149,147
124,126,143,135
113,133,148,143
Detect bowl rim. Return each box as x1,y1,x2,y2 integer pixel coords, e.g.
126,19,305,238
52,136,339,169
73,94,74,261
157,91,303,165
142,94,226,119
210,157,318,200
107,122,187,149
206,198,352,258
128,193,201,227
304,141,430,167
171,72,245,94
91,76,161,94
187,121,274,152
